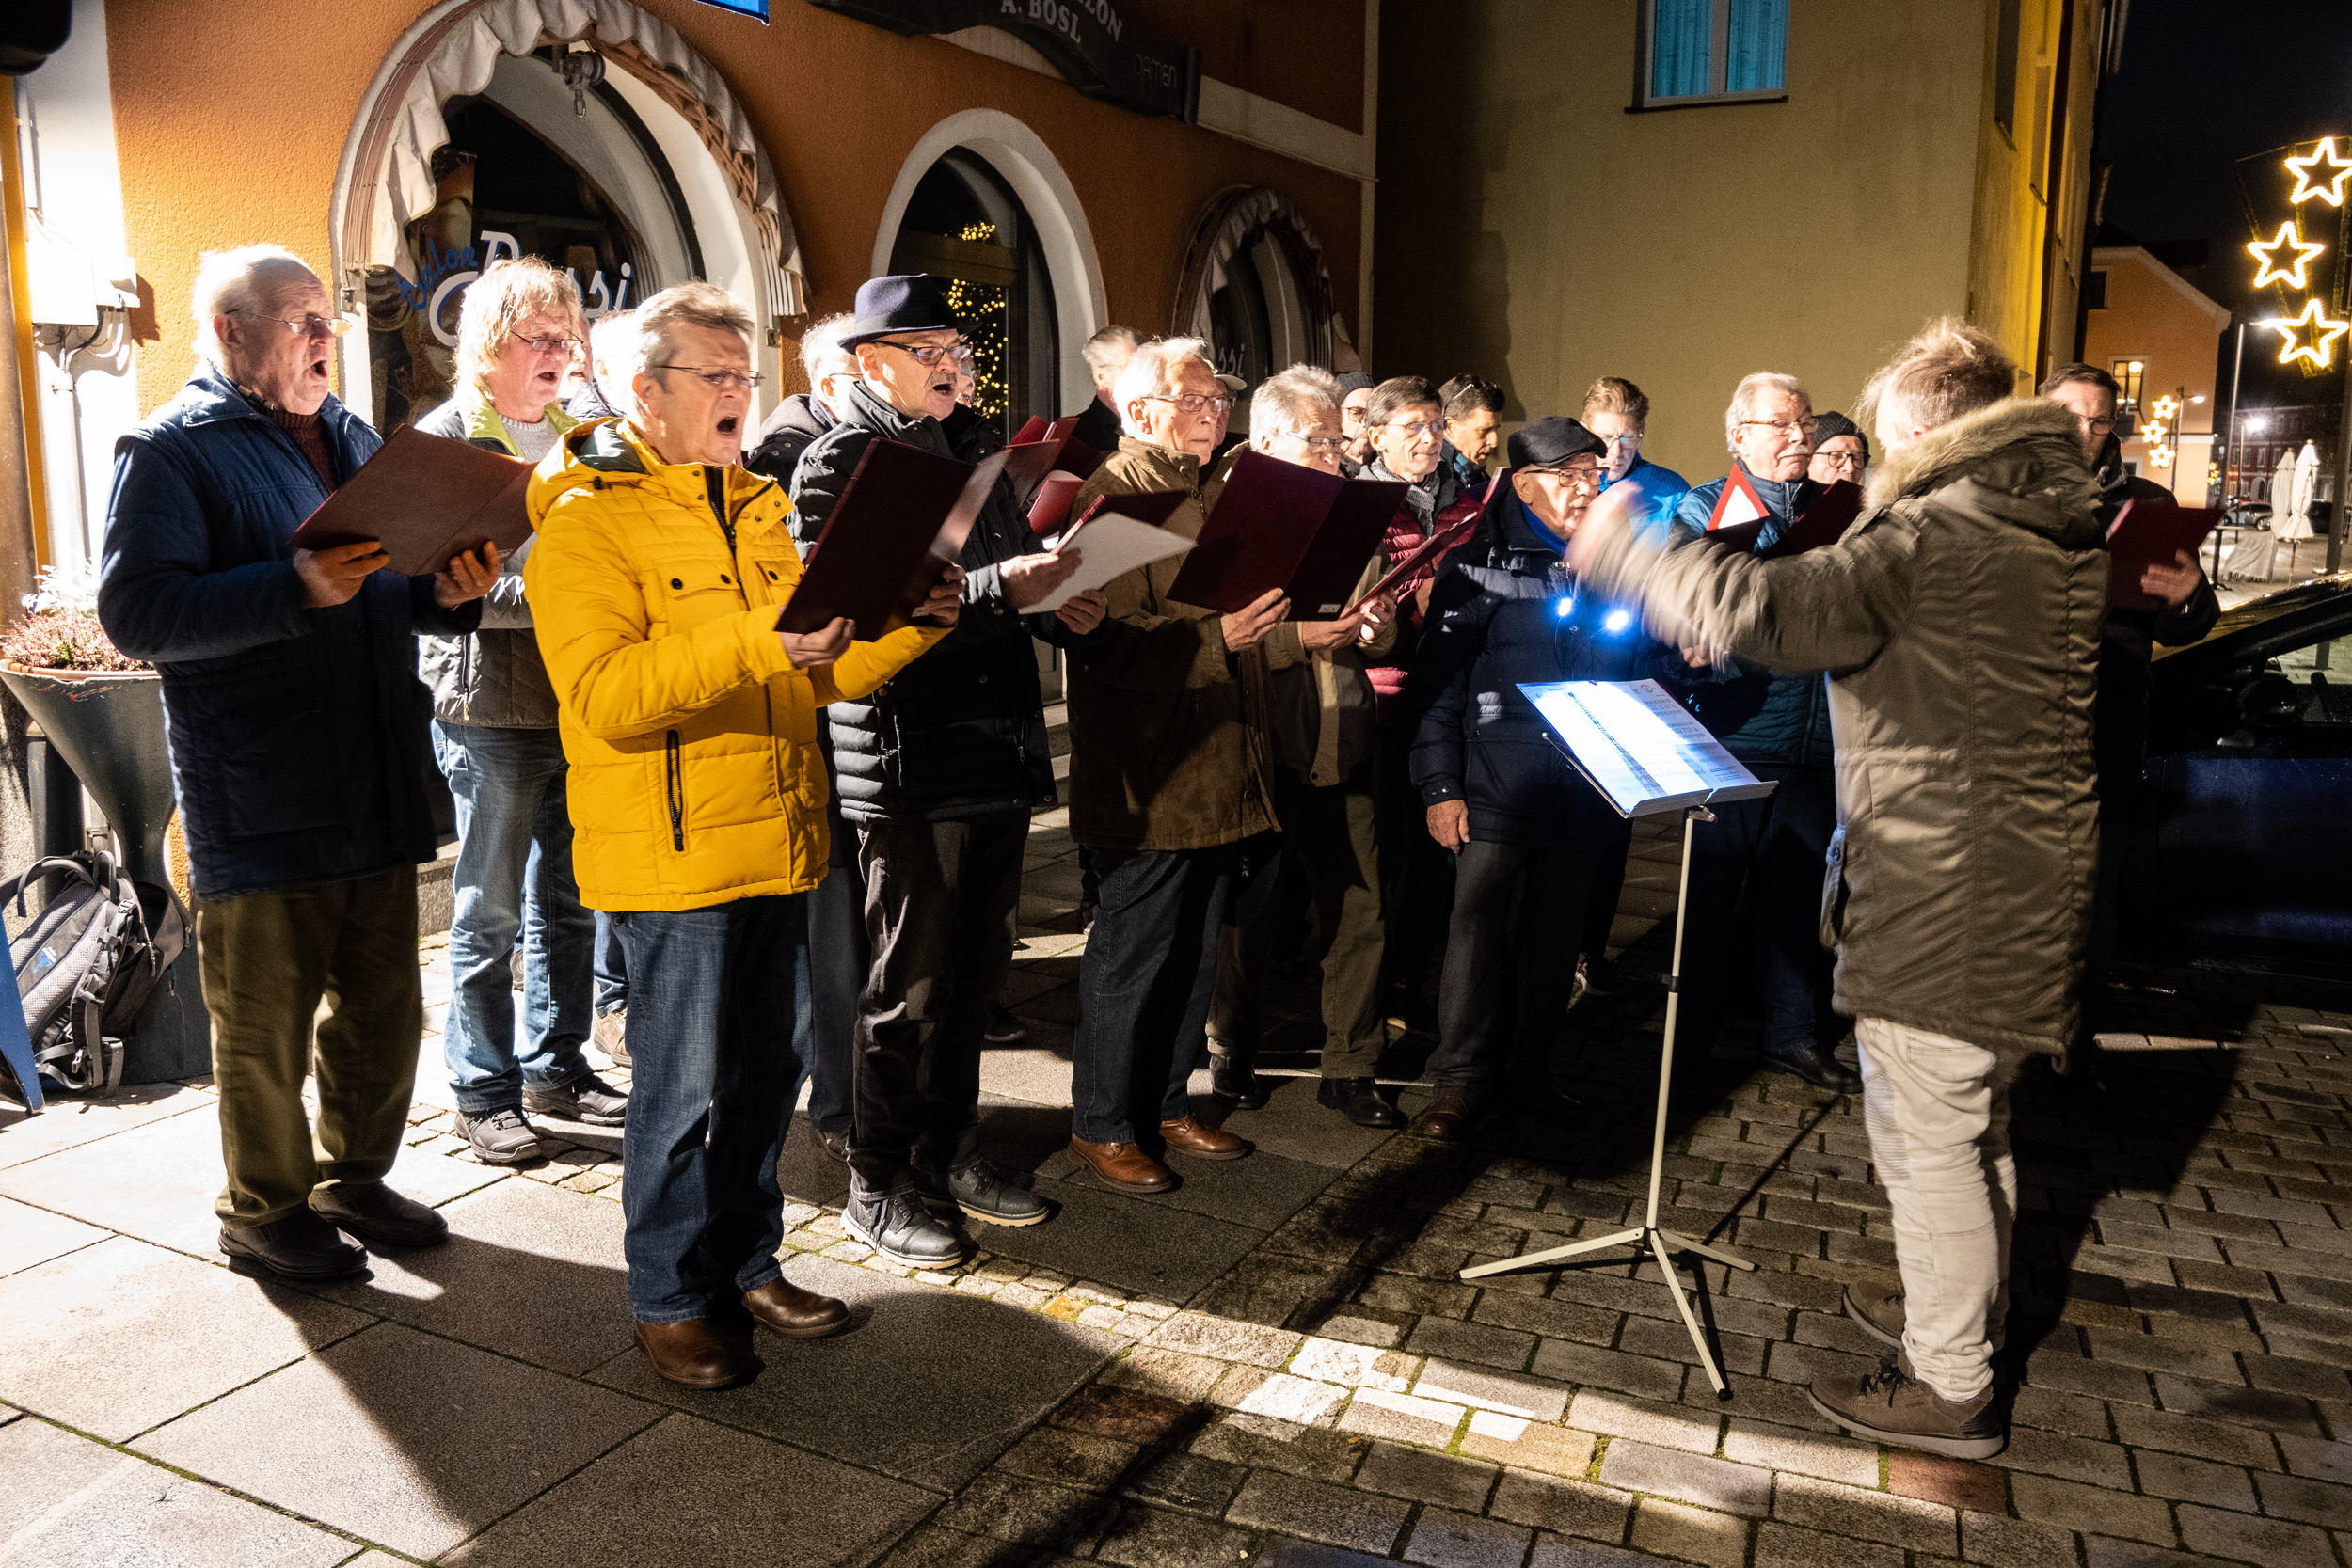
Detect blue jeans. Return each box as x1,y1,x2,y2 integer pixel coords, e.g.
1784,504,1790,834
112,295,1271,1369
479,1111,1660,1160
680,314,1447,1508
431,722,595,1115
610,895,810,1322
1070,846,1231,1144
593,911,628,1015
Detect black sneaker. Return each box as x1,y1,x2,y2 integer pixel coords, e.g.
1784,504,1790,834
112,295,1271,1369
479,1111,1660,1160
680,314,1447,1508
1760,1039,1863,1095
842,1188,964,1268
922,1159,1050,1227
457,1106,543,1164
523,1072,629,1126
983,1004,1029,1044
1209,1049,1269,1110
219,1212,369,1281
1317,1076,1405,1129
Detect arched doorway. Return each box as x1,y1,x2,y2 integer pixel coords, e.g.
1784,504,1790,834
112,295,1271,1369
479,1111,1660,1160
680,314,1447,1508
872,110,1106,418
888,150,1058,446
330,0,801,429
1172,188,1355,426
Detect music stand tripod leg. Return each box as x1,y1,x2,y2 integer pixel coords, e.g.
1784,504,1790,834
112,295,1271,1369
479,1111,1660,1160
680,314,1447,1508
1459,1227,1644,1279
1647,1227,1732,1396
1656,1230,1757,1272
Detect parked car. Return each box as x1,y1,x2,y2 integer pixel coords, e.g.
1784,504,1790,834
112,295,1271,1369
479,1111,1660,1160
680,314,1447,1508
2125,572,2352,977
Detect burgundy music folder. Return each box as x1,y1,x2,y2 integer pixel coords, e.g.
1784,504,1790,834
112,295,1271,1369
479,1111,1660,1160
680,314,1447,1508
2106,499,2220,611
998,414,1103,504
1166,451,1407,620
287,423,532,577
778,443,1009,641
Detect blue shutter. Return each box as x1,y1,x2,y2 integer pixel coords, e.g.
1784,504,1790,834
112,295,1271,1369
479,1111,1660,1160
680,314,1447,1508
1726,0,1788,92
1651,0,1713,100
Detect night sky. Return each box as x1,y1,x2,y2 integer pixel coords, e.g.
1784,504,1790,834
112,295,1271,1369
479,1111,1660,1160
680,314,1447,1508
2101,0,2352,413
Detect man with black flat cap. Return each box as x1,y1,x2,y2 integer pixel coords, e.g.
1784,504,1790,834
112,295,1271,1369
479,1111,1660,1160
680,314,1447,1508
789,275,1108,1269
1407,417,1691,1139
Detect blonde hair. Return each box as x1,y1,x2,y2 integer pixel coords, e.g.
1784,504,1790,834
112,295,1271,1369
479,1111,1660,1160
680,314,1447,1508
456,257,585,396
1581,375,1650,427
606,282,755,419
1860,318,2018,439
190,244,319,364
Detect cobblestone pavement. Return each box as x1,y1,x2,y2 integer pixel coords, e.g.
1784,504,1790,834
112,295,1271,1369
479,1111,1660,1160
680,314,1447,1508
1,811,2348,1567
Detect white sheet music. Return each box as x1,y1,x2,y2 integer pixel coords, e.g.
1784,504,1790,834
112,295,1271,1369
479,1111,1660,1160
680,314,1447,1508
1520,679,1778,817
1026,515,1194,613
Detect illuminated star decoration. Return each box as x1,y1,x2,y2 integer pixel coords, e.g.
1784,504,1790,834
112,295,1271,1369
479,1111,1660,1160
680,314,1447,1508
2249,221,2327,290
2285,137,2352,208
2261,298,2352,369
2152,395,2182,421
2138,418,2169,444
2149,444,2174,470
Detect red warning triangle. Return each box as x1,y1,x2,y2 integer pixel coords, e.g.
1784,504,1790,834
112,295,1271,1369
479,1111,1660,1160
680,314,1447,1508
1707,467,1770,531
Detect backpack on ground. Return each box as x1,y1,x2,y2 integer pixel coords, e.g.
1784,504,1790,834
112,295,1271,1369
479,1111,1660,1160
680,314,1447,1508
0,851,186,1096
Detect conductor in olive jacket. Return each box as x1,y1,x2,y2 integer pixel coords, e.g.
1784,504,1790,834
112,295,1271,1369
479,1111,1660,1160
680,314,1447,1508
1571,320,2105,1464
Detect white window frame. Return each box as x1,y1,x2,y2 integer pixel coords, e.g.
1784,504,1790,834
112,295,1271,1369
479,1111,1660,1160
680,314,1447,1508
1634,0,1789,111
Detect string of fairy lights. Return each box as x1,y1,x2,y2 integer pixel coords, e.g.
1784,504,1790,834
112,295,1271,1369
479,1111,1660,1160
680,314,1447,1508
944,221,1011,421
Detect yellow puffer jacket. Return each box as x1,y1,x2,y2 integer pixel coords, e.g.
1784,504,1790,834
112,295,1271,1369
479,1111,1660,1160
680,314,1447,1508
523,420,946,911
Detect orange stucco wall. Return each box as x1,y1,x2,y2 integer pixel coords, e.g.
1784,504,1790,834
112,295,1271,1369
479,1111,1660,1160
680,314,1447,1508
105,0,1365,419
2081,248,2227,502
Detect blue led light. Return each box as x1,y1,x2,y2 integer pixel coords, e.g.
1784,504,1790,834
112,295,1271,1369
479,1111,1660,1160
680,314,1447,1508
1554,596,1575,618
1604,610,1632,633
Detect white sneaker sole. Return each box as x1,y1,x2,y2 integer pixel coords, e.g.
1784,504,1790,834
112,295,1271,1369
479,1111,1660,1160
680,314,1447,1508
919,1192,1051,1228
1804,1387,2007,1459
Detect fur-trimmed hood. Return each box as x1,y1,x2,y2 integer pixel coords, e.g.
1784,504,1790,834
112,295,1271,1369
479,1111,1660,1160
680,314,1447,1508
1864,397,2104,547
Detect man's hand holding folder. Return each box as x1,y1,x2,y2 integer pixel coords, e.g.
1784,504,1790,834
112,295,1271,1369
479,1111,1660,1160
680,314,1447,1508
294,538,500,610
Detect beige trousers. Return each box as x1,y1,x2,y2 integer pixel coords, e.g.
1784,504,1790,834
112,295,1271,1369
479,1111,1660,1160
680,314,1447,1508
1854,1016,2025,1402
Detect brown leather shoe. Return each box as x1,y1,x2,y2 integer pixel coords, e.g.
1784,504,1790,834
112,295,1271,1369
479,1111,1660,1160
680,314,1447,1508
742,1277,850,1339
1068,1135,1176,1193
1159,1115,1251,1161
634,1318,758,1389
1418,1094,1474,1142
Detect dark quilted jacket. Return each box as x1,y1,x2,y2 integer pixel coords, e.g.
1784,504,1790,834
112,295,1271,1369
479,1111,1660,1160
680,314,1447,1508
98,368,478,901
1583,399,2106,1055
787,380,1063,821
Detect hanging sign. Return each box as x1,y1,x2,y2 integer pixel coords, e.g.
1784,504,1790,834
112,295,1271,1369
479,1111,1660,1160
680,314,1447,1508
806,0,1200,122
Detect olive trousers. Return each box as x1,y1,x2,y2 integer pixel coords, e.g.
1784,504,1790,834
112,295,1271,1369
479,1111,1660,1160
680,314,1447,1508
199,866,423,1227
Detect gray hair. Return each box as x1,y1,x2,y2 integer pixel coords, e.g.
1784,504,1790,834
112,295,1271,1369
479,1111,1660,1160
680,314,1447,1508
1250,363,1341,444
606,282,755,420
1082,325,1140,371
587,308,634,391
1113,336,1214,436
191,244,320,364
799,311,856,388
1861,318,2017,441
1724,372,1809,450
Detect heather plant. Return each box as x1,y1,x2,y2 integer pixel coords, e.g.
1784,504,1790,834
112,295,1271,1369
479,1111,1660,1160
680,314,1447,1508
2,562,144,672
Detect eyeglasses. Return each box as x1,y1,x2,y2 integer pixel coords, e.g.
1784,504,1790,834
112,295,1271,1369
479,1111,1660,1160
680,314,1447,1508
513,332,581,356
237,309,349,340
1528,463,1600,483
1281,432,1353,453
1383,419,1445,439
2075,416,2117,435
649,364,766,390
1143,392,1232,416
871,338,970,368
1739,418,1819,441
1814,451,1867,473
1597,431,1643,448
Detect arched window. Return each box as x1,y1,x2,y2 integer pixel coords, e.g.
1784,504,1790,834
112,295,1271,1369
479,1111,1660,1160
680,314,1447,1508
1173,188,1351,428
888,150,1059,443
362,50,700,430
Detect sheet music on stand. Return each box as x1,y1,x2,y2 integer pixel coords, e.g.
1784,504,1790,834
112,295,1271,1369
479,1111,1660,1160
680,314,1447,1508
1519,679,1777,817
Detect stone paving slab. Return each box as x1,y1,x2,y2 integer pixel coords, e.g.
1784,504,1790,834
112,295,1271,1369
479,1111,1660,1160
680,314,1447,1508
588,1253,1120,1491
134,1320,659,1560
977,1172,1269,1303
0,1079,210,1170
0,1416,358,1568
0,1194,105,1277
301,1174,633,1375
0,1234,368,1440
444,1411,939,1567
